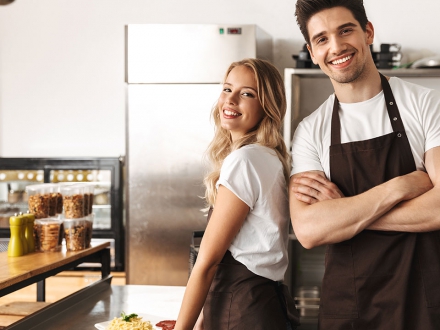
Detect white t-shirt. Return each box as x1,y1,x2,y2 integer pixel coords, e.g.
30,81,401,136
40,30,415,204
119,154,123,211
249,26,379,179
291,77,440,179
216,144,290,281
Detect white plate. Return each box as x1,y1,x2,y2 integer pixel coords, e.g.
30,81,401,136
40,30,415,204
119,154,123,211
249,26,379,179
94,313,167,330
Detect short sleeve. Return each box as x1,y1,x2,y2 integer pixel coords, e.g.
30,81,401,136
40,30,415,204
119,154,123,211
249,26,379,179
422,89,440,152
216,151,260,209
290,121,325,176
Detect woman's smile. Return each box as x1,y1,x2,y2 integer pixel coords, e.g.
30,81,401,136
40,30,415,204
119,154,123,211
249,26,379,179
218,65,264,141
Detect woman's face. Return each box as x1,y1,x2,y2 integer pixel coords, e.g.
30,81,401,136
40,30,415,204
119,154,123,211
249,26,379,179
217,65,265,142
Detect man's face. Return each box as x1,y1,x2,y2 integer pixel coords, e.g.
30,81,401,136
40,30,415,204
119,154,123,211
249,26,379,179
306,6,374,84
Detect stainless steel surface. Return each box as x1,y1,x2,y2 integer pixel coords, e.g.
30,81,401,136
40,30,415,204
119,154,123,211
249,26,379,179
8,277,112,330
283,68,440,148
411,55,440,69
127,24,272,83
127,84,219,285
126,24,272,286
12,285,185,330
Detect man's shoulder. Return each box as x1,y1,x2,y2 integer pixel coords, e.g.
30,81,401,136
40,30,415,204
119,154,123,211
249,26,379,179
390,76,435,95
299,93,335,127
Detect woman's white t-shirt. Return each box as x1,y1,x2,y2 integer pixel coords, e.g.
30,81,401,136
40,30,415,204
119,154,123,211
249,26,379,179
291,77,440,178
216,144,290,281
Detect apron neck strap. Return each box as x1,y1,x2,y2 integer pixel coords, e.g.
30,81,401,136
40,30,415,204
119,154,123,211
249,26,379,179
331,72,404,145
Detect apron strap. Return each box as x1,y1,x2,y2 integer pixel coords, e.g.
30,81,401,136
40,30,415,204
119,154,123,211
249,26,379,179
331,72,405,145
379,73,406,132
331,94,341,145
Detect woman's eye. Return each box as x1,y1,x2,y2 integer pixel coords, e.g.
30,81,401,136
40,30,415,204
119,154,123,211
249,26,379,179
242,92,255,97
223,88,231,92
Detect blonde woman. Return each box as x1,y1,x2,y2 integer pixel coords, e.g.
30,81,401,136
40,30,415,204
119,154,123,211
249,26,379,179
175,58,300,330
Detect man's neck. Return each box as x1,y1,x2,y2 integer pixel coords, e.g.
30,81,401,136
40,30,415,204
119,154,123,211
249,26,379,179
331,64,383,103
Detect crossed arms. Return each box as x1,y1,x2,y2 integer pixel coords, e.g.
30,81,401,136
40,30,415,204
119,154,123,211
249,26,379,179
289,146,440,249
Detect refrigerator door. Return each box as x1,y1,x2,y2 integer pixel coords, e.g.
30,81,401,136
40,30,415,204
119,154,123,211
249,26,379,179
127,84,220,285
126,24,272,83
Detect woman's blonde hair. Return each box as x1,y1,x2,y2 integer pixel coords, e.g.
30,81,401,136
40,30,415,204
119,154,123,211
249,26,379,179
204,58,291,206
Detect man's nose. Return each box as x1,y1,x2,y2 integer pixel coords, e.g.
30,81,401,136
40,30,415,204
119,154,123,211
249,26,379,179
329,37,347,56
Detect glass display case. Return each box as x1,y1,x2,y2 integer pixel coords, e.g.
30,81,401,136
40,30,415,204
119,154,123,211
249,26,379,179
0,157,124,271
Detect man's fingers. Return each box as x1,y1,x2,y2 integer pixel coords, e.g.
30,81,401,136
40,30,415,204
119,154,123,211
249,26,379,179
294,192,318,205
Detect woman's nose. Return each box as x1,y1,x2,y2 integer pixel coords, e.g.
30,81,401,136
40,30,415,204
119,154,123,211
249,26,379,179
226,92,237,104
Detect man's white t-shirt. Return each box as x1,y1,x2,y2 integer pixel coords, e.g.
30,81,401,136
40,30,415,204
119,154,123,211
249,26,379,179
216,144,290,281
291,77,440,179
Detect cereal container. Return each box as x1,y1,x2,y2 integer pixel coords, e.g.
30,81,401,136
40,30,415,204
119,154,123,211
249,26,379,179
84,184,95,216
34,218,64,252
63,218,87,251
61,185,85,219
26,184,50,219
84,213,94,248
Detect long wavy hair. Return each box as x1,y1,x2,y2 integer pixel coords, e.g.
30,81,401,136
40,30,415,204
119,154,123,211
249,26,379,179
204,58,291,207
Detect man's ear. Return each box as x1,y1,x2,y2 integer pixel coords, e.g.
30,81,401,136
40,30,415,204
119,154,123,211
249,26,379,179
306,44,318,65
365,21,374,45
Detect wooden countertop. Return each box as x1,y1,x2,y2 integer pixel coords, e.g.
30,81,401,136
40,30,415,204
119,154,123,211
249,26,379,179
0,242,110,291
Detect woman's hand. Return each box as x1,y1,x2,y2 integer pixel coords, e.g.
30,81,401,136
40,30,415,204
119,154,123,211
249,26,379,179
291,171,344,204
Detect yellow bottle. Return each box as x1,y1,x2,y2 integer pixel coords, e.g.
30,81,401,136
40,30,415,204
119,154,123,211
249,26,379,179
18,213,28,255
24,212,36,253
8,214,25,257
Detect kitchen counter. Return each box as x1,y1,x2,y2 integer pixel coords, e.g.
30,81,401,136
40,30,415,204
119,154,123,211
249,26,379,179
1,242,111,300
18,285,186,330
1,242,111,329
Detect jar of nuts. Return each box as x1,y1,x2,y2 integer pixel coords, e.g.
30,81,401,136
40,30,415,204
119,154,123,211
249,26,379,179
61,185,85,219
26,184,50,219
34,218,64,252
64,218,87,251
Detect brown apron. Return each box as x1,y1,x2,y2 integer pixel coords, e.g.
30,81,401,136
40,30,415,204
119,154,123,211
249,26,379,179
203,210,300,329
320,73,440,330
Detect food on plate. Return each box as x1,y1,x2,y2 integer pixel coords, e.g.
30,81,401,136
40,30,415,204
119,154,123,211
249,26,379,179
106,312,153,330
155,320,176,330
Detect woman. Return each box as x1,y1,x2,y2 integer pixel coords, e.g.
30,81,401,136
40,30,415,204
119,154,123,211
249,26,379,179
175,58,300,330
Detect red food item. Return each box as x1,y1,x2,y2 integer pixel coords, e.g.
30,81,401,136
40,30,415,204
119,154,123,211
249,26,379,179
155,320,176,330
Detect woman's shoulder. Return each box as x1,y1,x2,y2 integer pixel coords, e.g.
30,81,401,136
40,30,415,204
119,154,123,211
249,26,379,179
228,144,276,161
223,145,280,172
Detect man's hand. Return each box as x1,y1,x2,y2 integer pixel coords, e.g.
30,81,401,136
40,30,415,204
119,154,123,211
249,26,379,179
291,171,344,204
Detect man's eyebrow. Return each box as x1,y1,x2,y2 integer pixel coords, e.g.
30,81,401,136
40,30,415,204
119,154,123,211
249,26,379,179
310,22,358,43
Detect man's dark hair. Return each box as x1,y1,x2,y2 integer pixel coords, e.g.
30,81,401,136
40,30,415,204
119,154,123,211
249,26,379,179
295,0,369,44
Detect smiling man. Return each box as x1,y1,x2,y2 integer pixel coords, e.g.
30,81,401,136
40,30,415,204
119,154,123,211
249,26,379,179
289,0,440,329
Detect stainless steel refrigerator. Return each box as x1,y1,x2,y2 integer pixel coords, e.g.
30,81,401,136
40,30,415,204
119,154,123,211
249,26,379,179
125,24,272,285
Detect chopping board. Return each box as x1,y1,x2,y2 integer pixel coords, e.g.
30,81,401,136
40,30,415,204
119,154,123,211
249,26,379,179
0,301,50,316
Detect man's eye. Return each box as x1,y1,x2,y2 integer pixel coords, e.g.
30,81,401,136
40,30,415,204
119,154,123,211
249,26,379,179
316,37,326,44
341,28,352,35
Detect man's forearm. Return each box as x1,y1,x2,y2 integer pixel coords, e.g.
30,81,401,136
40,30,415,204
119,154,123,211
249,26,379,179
368,186,440,232
290,171,433,249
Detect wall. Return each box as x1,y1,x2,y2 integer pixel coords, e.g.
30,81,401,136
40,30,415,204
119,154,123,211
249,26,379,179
0,0,439,157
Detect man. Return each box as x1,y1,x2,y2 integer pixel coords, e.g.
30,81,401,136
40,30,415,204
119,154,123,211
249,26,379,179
289,0,440,329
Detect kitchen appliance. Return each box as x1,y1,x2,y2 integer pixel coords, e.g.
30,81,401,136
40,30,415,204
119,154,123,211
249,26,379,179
126,24,272,285
283,68,440,329
371,43,402,69
0,157,124,270
292,44,319,69
411,55,440,69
